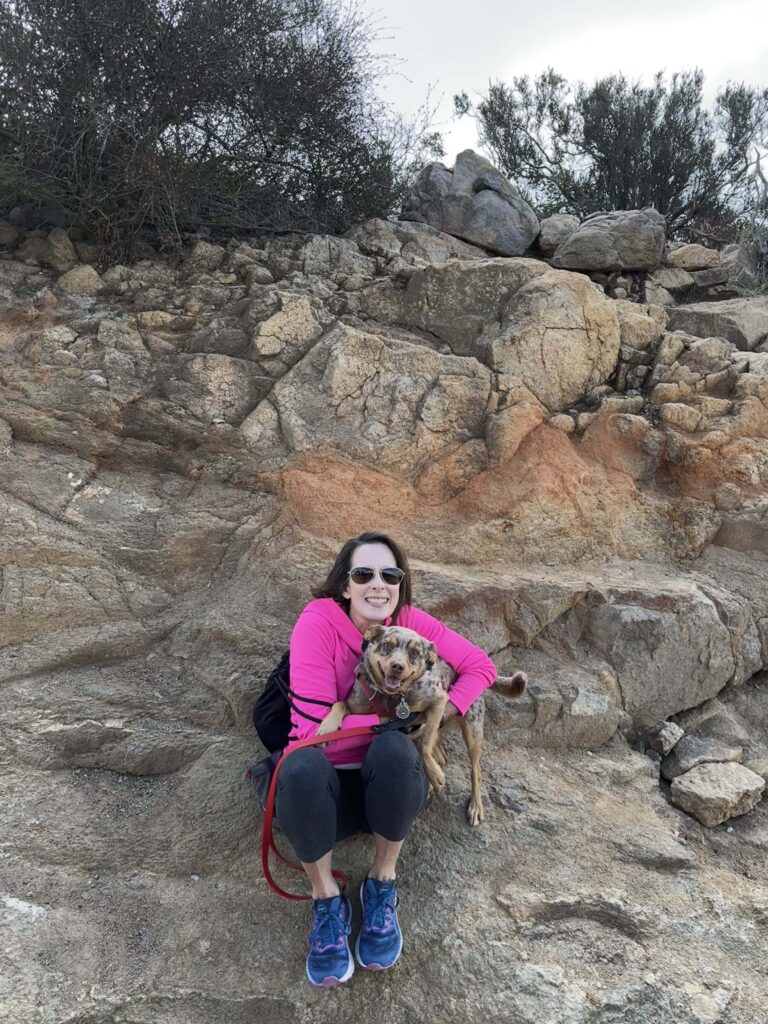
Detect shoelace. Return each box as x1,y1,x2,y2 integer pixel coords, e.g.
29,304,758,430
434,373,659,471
310,898,347,951
365,884,397,933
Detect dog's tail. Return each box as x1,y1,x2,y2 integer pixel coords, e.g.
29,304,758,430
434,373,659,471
493,671,527,699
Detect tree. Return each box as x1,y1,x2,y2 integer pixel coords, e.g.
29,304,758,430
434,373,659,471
0,0,440,259
455,70,768,238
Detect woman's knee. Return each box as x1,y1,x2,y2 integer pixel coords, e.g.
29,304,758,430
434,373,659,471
277,747,338,799
362,730,423,783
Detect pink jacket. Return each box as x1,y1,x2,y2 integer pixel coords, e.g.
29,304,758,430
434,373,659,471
287,598,497,766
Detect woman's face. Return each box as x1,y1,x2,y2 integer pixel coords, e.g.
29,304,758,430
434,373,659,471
343,542,401,633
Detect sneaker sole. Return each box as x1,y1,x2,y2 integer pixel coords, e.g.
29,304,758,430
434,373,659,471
355,881,403,971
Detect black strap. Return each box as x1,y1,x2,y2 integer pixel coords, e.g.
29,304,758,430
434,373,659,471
372,712,422,734
278,675,333,725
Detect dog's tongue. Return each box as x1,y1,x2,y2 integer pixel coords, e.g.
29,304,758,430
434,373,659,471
384,675,401,692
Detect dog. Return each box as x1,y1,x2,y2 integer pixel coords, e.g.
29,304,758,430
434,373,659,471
316,624,527,825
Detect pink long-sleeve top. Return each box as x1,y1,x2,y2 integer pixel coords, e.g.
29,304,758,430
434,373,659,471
286,598,497,766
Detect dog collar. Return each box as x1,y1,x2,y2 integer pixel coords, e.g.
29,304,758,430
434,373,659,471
357,671,412,719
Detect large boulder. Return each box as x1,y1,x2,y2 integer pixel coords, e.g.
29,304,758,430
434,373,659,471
360,258,620,411
666,298,768,351
551,208,666,272
403,150,540,256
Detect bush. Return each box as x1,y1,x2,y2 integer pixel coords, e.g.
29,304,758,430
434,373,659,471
0,0,438,259
455,70,768,239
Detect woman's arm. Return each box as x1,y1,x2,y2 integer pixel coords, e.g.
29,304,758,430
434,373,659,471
289,609,380,746
400,606,497,716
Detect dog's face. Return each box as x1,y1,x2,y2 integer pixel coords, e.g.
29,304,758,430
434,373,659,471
362,624,436,694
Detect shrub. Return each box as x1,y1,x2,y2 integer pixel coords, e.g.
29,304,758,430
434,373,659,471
0,0,438,259
455,70,768,239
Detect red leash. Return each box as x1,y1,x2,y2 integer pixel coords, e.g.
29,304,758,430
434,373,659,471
260,725,379,900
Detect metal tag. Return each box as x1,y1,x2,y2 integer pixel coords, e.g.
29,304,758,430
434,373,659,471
395,698,411,719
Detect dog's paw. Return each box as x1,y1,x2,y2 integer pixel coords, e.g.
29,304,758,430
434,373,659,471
425,763,446,791
466,795,484,826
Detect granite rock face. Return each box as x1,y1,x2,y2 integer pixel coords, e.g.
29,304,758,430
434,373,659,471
2,220,768,1023
360,257,620,412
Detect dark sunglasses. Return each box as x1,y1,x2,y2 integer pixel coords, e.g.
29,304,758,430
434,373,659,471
348,566,405,586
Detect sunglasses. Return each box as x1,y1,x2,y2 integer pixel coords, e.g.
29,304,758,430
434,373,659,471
348,566,405,586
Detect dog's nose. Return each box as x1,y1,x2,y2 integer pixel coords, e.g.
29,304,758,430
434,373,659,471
389,661,405,675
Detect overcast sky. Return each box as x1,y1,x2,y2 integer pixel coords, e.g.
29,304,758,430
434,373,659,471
359,0,768,163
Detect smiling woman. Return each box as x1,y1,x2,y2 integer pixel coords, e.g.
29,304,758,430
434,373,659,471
272,530,497,987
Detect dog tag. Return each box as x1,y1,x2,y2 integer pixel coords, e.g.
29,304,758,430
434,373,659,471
395,698,411,719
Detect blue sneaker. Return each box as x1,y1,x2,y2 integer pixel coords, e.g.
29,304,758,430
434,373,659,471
306,893,354,987
355,877,402,971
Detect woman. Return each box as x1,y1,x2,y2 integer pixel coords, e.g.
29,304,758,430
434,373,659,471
276,530,497,987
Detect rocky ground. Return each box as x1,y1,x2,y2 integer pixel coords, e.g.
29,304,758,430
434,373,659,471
2,163,768,1022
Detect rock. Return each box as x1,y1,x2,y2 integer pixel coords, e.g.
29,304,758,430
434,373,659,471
692,266,729,288
240,323,492,484
167,353,270,426
615,300,667,351
659,403,702,432
74,240,100,264
574,582,736,723
56,264,106,295
537,214,579,256
644,281,674,306
17,234,49,266
45,227,77,272
612,828,697,871
3,215,768,1022
645,720,684,755
666,298,768,351
551,208,666,272
251,293,325,363
669,762,764,826
346,217,487,264
675,698,758,754
97,318,147,354
184,240,226,274
667,244,721,271
403,150,540,256
0,220,20,247
649,268,695,292
549,413,576,435
361,258,620,412
660,734,743,780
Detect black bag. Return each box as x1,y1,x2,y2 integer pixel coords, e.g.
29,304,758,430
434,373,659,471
252,650,334,753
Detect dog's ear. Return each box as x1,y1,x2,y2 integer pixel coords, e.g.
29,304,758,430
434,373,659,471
362,623,386,650
424,641,437,670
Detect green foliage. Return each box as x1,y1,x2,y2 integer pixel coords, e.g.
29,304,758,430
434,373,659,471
455,70,768,238
0,0,437,259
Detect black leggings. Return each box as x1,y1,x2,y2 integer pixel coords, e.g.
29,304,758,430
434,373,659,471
275,730,429,864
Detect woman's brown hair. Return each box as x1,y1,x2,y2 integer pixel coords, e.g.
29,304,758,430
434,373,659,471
311,531,412,622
